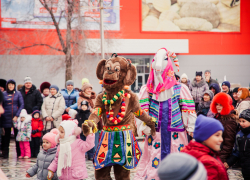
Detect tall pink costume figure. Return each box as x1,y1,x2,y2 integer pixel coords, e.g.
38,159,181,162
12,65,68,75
135,48,197,180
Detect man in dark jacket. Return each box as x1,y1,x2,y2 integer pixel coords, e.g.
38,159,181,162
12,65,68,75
19,77,43,114
221,81,235,103
204,70,220,88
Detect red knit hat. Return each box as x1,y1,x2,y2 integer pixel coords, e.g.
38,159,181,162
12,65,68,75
42,129,59,148
210,92,234,115
62,114,72,121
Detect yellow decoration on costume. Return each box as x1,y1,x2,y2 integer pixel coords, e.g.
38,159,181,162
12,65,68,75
84,120,98,133
151,117,157,123
104,100,108,105
114,95,118,100
110,100,114,104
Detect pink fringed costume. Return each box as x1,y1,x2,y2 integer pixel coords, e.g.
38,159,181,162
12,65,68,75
135,48,197,180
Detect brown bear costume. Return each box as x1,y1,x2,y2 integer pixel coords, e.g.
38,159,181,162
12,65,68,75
82,55,156,180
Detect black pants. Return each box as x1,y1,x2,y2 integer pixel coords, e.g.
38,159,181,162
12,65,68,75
1,128,21,158
30,137,41,158
14,128,21,157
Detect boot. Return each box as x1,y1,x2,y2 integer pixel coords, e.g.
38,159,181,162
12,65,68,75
2,150,9,159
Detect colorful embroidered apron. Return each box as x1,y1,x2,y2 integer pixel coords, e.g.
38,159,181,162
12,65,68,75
93,124,142,170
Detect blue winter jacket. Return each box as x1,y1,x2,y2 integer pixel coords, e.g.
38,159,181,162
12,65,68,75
1,79,24,128
60,89,79,110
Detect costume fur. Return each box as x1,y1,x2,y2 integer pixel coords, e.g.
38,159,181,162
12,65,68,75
82,55,156,180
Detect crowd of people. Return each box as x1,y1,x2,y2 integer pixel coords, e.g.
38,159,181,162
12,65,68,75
0,68,249,180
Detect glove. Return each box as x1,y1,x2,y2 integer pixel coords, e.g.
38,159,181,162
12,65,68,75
32,129,39,134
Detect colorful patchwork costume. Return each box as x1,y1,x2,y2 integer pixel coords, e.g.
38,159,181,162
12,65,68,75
85,55,156,179
134,48,197,180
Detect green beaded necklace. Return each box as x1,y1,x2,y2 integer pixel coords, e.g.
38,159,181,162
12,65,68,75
102,90,124,105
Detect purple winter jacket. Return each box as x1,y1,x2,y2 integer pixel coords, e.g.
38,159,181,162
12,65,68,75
48,134,95,180
1,79,24,128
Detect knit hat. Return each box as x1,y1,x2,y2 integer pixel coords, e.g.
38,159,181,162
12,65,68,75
196,71,202,77
210,92,234,115
180,73,188,81
32,110,40,118
222,81,230,89
59,120,81,138
66,80,74,87
0,79,7,91
238,87,250,100
50,85,59,93
81,82,93,92
82,78,89,85
24,76,32,84
157,153,207,180
68,109,77,119
202,90,214,100
42,129,59,148
194,115,224,143
62,114,72,121
233,87,239,93
239,109,250,122
81,100,89,107
40,82,51,93
204,70,211,74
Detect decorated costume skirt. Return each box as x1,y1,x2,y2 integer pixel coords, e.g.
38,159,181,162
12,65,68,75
93,124,142,170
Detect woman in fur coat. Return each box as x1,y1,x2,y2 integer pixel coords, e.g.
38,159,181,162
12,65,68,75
210,92,237,163
77,82,96,112
189,71,209,111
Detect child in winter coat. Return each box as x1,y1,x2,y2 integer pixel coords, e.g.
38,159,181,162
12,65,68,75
47,120,95,180
26,129,59,180
182,115,228,180
197,90,214,116
30,110,44,158
210,92,237,163
75,100,95,160
225,109,250,179
13,109,32,158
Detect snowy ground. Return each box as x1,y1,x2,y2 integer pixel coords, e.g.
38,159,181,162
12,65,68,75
0,140,243,180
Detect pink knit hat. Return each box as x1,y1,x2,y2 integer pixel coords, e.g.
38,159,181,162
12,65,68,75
42,128,59,148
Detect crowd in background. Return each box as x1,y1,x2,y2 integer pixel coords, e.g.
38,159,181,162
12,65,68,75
0,68,250,179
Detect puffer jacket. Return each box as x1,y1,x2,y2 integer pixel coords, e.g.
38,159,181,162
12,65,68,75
236,97,250,115
20,85,43,114
189,78,209,103
31,118,44,138
227,126,250,179
13,114,32,141
215,113,237,162
48,134,95,180
60,89,79,110
27,147,58,180
1,79,24,128
182,141,228,180
42,93,65,130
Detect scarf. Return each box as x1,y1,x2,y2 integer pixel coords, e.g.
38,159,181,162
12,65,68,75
67,89,73,95
79,91,96,108
57,135,76,177
147,48,178,99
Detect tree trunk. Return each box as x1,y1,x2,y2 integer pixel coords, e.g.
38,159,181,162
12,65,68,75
65,53,72,82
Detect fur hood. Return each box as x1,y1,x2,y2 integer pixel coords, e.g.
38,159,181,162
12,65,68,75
17,109,32,129
209,83,220,95
191,78,206,88
211,92,234,115
202,90,214,100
